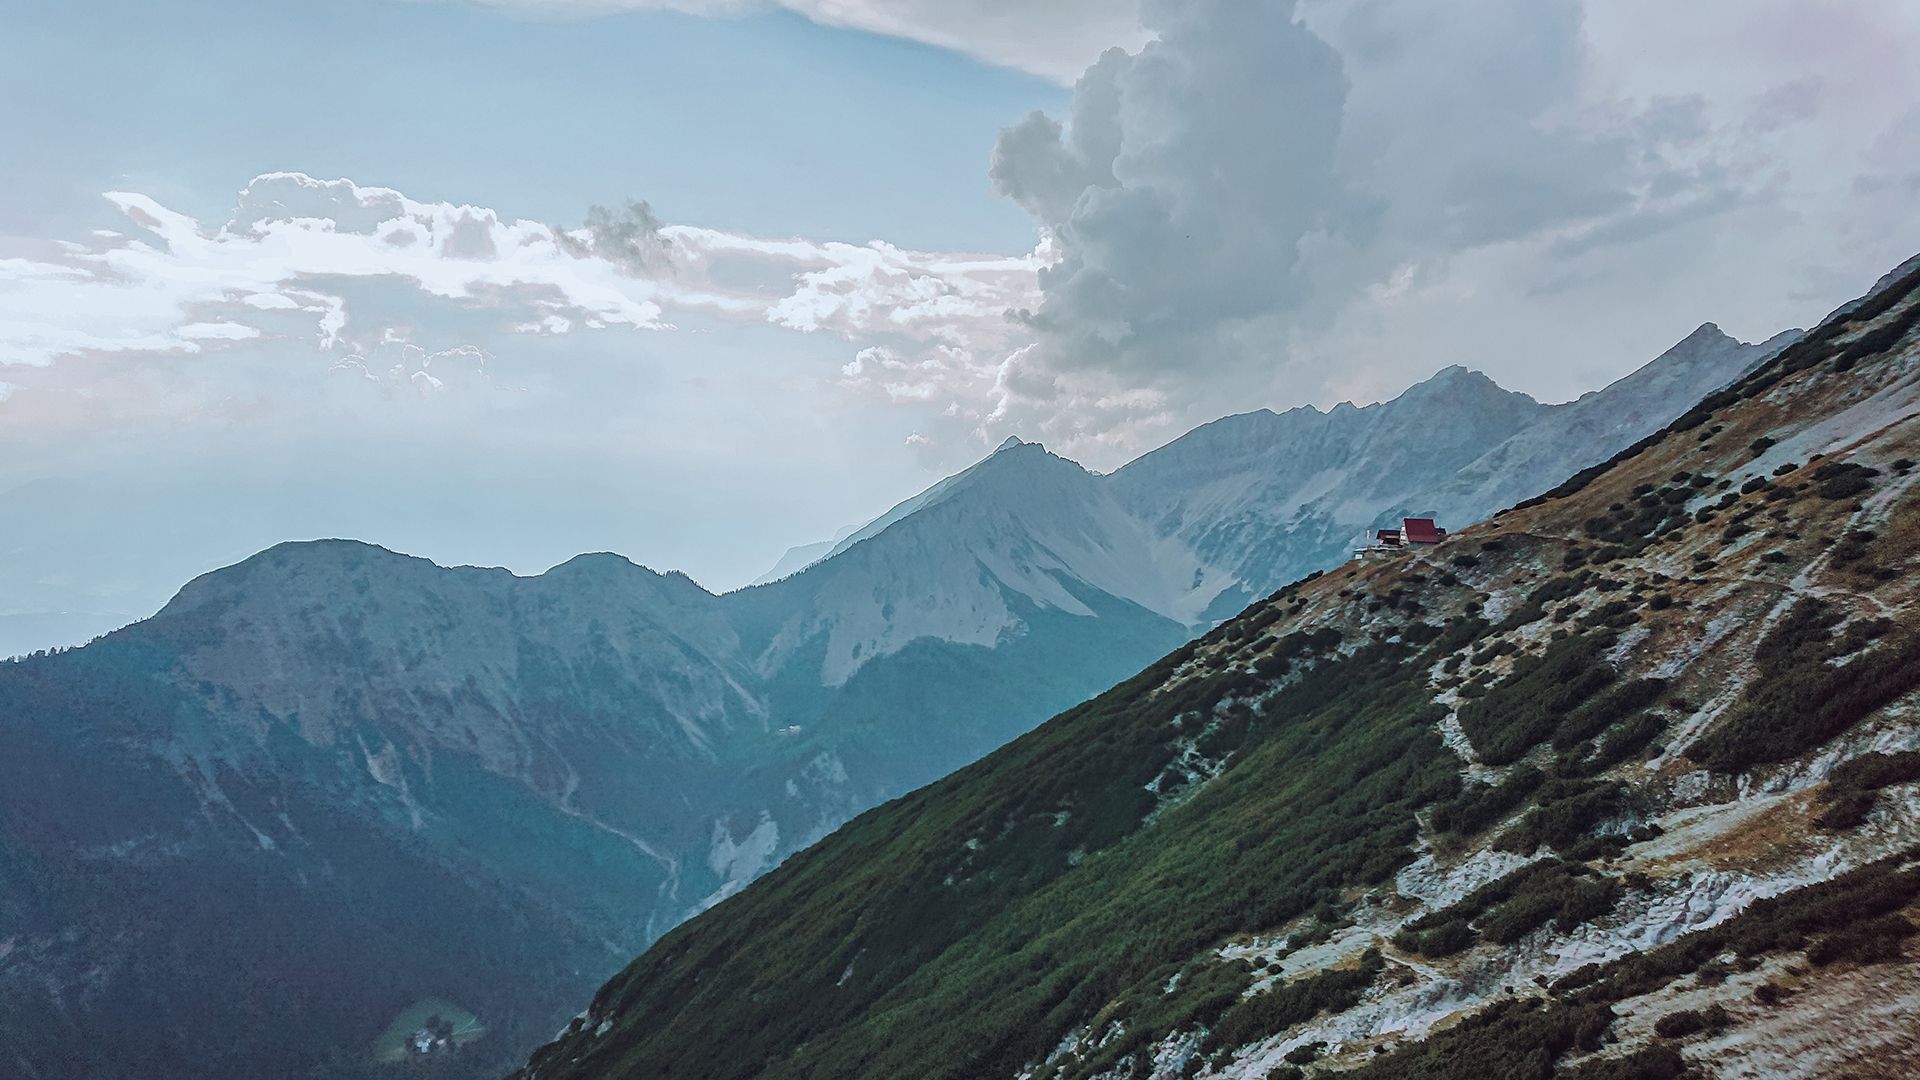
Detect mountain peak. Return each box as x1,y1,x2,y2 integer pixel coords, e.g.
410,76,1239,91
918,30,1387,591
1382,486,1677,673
1670,321,1737,351
1395,363,1537,411
1418,363,1500,388
547,550,644,575
994,435,1026,452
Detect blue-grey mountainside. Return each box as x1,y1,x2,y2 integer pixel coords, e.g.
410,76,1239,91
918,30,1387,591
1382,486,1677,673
0,319,1790,1079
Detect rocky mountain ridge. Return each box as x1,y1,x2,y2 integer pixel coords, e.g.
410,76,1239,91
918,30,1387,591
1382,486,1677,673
513,257,1920,1080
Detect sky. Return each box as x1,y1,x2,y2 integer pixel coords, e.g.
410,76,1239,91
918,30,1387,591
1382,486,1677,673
3,0,1919,643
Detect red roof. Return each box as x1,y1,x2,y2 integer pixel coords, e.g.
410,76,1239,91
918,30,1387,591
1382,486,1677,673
1403,517,1445,544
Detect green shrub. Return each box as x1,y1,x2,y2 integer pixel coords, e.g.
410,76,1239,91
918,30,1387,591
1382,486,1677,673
1551,678,1667,750
1557,711,1670,777
1393,917,1475,958
1430,765,1545,837
1341,998,1615,1080
1557,1044,1688,1080
1834,299,1920,368
1830,750,1920,791
1283,1041,1326,1065
1815,787,1876,830
1396,861,1620,955
1689,612,1920,771
1653,1004,1729,1039
1809,913,1915,966
1205,952,1383,1053
1496,781,1626,855
1555,852,1920,1006
1811,461,1880,500
1458,635,1618,765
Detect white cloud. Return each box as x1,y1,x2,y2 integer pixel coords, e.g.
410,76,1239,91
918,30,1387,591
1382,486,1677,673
958,0,1920,455
453,0,1149,82
0,172,1039,379
0,172,1046,597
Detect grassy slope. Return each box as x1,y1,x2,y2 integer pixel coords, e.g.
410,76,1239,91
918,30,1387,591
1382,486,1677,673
518,261,1920,1080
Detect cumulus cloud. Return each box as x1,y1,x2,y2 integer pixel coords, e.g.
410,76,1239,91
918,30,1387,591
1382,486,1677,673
953,0,1920,451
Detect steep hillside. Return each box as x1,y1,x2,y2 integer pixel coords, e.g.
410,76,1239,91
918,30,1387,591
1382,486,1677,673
516,257,1920,1080
0,318,1791,1080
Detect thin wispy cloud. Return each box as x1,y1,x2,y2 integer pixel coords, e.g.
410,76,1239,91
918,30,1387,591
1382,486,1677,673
449,0,1149,82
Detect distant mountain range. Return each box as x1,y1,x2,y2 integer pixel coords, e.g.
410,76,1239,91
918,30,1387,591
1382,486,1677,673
0,320,1793,1079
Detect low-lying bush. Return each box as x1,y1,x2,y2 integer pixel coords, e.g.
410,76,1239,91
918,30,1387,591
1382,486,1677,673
1689,601,1920,772
1459,634,1618,765
1652,1003,1730,1039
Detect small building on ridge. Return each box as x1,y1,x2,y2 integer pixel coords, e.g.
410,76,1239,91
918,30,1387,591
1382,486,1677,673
1355,517,1447,559
1402,517,1447,545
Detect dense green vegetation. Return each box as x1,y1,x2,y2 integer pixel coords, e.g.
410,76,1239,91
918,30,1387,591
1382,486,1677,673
1555,849,1920,1001
1579,711,1670,774
1818,750,1920,829
1430,764,1544,837
1495,779,1628,857
1556,1045,1689,1080
521,605,1480,1080
1550,678,1667,751
1687,599,1920,771
1202,950,1384,1055
1458,633,1619,765
1393,860,1620,957
1578,478,1704,557
1809,460,1881,500
1344,998,1619,1080
1652,1004,1730,1039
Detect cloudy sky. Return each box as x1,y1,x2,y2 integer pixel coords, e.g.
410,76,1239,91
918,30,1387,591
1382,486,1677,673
4,0,1919,643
